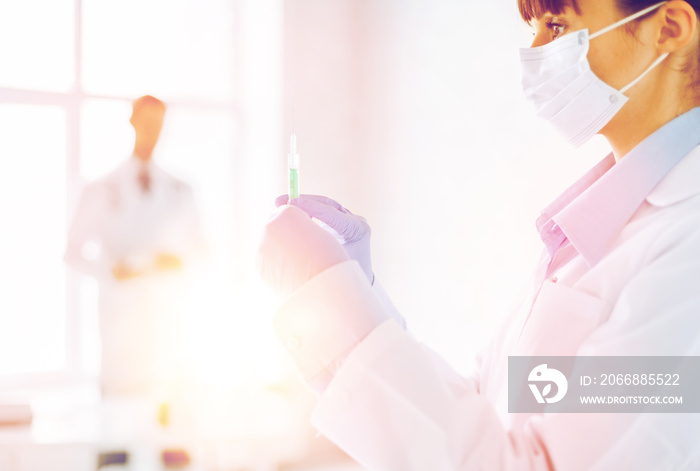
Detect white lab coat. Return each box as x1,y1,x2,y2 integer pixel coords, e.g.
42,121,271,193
275,145,700,470
65,158,205,395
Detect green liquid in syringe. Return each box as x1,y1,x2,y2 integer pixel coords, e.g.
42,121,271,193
289,168,299,199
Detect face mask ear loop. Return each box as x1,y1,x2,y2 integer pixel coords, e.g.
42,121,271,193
619,52,669,95
589,1,668,40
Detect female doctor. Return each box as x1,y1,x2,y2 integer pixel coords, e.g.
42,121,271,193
258,0,700,469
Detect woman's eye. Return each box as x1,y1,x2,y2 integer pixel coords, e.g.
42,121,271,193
547,22,566,38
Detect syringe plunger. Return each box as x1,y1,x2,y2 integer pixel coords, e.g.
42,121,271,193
288,133,299,169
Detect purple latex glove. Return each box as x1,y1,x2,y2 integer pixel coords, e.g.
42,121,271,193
258,204,350,298
276,194,373,283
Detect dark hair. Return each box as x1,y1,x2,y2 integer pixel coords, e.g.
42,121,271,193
518,0,580,22
616,0,700,16
518,0,700,22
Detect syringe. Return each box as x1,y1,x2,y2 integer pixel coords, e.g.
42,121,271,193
288,133,300,200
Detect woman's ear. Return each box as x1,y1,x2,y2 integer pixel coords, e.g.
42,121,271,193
657,0,697,52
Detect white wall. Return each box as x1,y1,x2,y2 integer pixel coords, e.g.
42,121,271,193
284,0,612,373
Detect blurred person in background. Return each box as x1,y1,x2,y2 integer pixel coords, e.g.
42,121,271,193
258,0,700,469
65,95,205,403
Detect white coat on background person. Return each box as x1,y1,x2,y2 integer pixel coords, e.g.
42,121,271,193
257,0,700,469
65,96,205,397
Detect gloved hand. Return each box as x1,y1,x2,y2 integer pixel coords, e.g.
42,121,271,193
276,195,374,283
257,204,349,298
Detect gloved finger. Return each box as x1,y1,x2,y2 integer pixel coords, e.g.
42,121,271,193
275,194,350,214
294,194,350,213
274,194,348,241
275,194,289,207
289,197,351,235
290,198,370,243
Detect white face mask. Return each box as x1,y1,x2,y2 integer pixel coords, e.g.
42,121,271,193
520,1,669,147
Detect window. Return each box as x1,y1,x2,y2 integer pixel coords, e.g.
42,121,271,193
81,0,236,101
0,0,75,93
0,0,249,383
0,105,68,375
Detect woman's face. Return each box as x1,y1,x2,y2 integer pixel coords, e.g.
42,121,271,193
529,0,660,92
